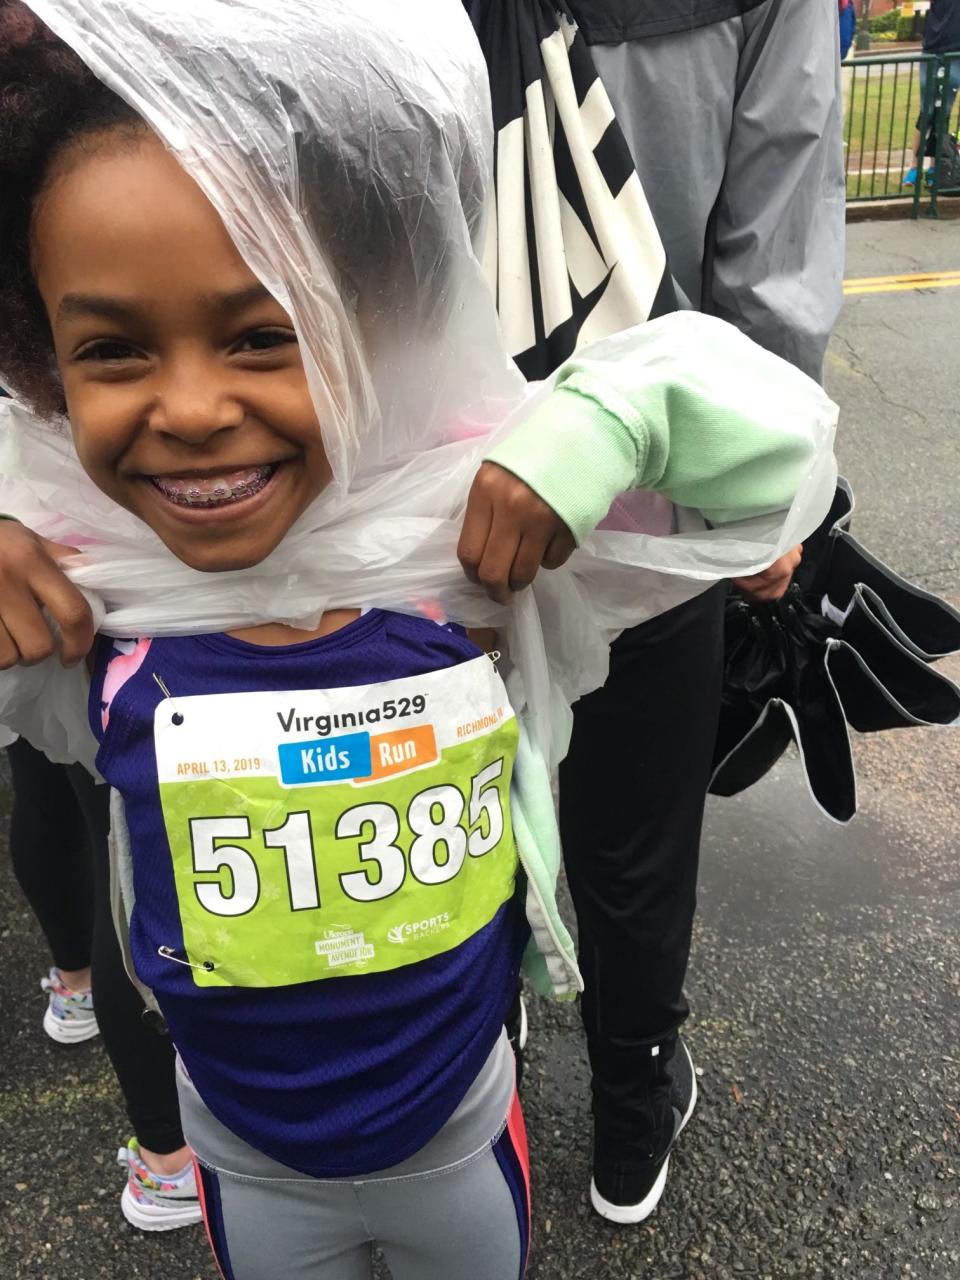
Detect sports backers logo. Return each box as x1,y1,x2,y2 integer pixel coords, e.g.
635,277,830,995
387,913,451,945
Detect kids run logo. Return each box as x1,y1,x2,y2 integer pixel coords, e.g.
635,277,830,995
387,913,451,945
277,724,439,786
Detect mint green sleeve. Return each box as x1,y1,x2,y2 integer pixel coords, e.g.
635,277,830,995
485,318,825,545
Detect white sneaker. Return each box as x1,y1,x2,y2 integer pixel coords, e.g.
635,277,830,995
117,1139,203,1232
40,968,99,1044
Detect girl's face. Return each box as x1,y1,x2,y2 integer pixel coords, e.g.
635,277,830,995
32,132,332,573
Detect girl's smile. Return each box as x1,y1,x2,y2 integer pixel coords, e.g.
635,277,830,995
146,463,281,511
32,133,332,572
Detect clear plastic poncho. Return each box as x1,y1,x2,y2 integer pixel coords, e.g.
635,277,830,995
0,0,838,774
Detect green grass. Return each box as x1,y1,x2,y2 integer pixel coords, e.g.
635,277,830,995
844,57,960,201
844,61,925,199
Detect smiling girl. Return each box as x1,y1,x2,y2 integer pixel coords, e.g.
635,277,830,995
3,75,540,1278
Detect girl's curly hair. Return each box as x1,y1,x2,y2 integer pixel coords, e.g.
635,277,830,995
0,0,143,416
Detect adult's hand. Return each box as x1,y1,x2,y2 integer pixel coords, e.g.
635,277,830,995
458,462,577,604
731,544,803,603
0,521,93,669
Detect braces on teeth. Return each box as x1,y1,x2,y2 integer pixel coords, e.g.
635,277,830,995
153,466,275,507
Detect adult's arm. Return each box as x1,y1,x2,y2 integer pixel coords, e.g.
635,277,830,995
707,0,846,381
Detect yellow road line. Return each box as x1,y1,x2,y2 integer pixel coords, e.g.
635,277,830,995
845,279,960,295
843,269,960,295
845,269,960,285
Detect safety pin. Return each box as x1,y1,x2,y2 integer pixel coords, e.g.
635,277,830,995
152,673,185,725
158,945,214,973
487,649,502,674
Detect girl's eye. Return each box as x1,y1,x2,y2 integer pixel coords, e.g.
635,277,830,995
236,328,297,353
75,340,141,363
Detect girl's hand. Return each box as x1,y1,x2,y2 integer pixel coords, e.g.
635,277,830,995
0,521,94,669
458,463,576,604
731,545,803,603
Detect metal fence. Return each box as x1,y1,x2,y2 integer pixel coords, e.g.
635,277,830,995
844,52,960,216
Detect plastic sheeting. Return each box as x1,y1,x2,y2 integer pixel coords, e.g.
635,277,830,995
1,0,838,773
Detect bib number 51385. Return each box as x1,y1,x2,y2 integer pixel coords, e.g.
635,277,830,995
188,757,507,917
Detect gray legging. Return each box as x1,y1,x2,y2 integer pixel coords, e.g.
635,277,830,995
178,1034,530,1280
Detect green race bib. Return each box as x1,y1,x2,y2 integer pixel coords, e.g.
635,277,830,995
154,655,519,988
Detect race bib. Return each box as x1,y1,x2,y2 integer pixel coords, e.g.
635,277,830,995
154,655,518,988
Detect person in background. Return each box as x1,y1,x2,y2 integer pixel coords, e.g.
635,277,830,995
6,739,101,1047
472,0,844,1228
904,0,960,187
3,737,201,1231
839,0,856,61
0,379,198,1231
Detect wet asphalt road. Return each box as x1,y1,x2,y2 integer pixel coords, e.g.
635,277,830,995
1,218,958,1279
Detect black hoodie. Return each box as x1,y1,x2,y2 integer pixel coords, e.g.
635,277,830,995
563,0,767,44
924,0,960,55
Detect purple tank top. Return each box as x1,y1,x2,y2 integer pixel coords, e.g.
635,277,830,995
91,610,526,1176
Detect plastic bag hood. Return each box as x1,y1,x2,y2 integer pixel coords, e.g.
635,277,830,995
27,0,520,489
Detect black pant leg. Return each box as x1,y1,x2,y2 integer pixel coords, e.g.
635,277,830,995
6,739,95,972
69,765,186,1155
559,584,725,1126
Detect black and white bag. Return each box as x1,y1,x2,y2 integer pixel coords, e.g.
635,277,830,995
465,0,675,379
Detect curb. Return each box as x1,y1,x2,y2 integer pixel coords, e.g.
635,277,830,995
846,196,960,223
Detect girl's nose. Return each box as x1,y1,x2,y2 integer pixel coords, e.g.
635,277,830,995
147,357,244,443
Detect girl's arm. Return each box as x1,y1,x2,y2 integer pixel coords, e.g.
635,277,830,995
459,314,834,602
484,328,822,547
0,520,94,669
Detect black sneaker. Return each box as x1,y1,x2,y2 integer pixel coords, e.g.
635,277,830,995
589,1036,698,1224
